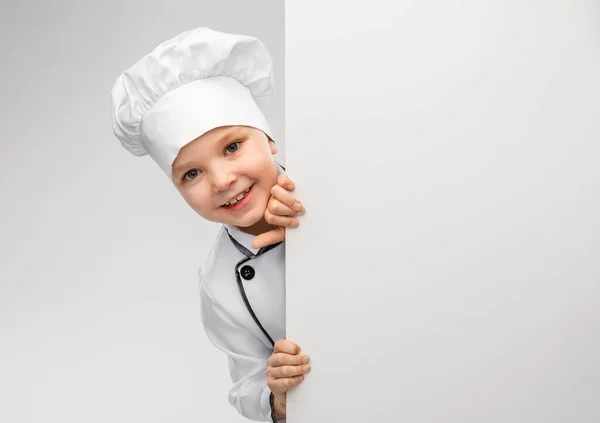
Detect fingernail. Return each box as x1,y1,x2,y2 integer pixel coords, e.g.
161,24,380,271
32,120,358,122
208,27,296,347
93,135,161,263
289,184,294,190
291,220,299,228
303,364,311,372
302,356,310,364
293,202,302,211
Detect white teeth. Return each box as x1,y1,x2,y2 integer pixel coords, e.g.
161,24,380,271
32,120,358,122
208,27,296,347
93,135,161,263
224,187,251,207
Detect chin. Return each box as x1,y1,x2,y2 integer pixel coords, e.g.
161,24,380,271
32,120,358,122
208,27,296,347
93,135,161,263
231,212,263,228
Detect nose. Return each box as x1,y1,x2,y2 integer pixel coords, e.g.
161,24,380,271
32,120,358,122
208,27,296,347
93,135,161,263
211,167,237,194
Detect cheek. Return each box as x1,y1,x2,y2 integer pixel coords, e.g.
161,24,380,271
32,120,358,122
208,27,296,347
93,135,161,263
252,156,278,184
253,179,276,212
181,185,212,213
254,185,271,205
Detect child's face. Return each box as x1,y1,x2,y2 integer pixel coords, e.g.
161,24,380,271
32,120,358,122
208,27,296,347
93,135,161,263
171,125,278,230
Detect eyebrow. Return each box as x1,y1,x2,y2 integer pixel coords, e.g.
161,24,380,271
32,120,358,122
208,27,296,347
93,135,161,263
171,127,247,177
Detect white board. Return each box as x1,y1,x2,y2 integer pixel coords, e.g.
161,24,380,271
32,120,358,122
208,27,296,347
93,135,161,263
285,1,600,422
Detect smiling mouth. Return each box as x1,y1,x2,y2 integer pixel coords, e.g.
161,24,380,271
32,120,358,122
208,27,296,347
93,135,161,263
221,185,253,208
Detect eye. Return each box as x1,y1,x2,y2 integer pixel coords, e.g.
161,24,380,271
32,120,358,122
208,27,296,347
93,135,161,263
226,141,240,154
183,169,201,181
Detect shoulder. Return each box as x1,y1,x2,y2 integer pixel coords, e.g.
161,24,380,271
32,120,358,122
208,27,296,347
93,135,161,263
198,226,240,293
198,226,226,279
197,228,247,326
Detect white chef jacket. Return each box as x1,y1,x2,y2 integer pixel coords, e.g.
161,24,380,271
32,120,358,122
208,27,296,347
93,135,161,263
198,165,287,423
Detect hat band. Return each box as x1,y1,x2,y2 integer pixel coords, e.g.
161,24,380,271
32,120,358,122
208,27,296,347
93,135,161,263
140,76,273,179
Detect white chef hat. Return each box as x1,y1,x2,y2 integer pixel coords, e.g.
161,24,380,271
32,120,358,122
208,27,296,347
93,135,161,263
110,27,275,179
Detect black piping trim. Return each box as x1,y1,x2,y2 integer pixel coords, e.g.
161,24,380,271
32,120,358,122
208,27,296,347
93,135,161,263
225,205,284,423
227,230,281,259
227,234,255,258
269,391,277,423
233,254,275,347
225,230,283,349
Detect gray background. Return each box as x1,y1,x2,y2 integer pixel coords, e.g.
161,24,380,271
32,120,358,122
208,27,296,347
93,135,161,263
285,1,600,422
0,1,283,422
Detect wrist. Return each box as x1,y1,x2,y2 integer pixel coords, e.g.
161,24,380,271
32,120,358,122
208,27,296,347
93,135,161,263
272,392,286,420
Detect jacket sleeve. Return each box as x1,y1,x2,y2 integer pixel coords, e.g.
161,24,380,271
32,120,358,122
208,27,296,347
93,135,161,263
199,281,279,422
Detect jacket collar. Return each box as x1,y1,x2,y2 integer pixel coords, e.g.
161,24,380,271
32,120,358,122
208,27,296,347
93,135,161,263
224,161,285,256
224,224,261,255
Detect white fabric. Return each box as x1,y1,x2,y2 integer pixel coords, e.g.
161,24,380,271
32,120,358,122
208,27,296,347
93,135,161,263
110,27,275,178
199,225,285,422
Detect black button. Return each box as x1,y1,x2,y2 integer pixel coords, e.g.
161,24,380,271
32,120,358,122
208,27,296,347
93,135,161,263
240,265,255,280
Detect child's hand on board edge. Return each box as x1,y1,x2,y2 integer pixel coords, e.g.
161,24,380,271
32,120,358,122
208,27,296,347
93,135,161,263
251,173,306,249
267,340,311,420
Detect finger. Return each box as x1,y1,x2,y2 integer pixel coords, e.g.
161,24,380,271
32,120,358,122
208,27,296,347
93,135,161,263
271,185,303,212
277,173,295,191
251,228,285,249
271,364,311,379
268,198,302,217
273,339,301,355
268,352,310,368
268,375,305,394
264,212,299,229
